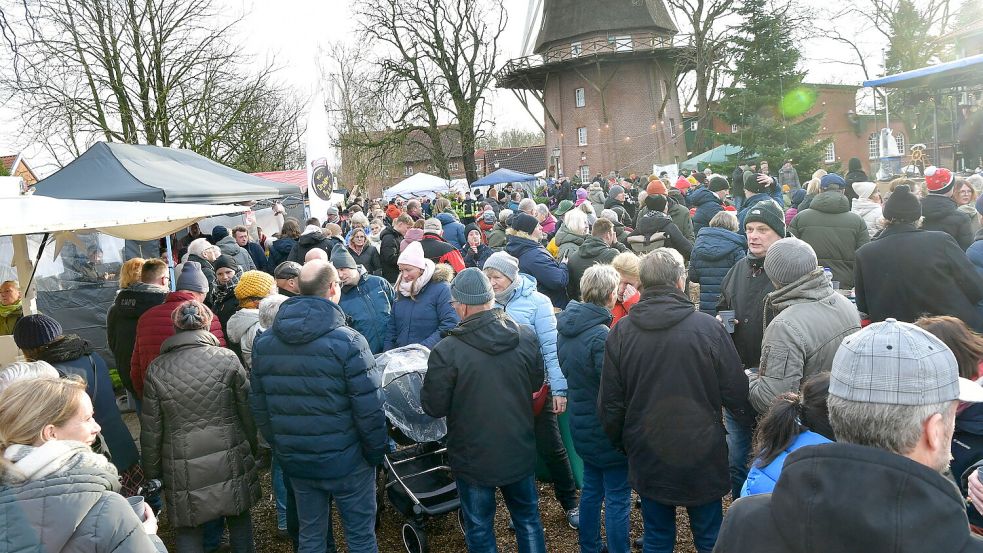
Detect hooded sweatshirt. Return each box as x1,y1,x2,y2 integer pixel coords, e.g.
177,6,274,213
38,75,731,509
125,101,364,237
788,191,870,289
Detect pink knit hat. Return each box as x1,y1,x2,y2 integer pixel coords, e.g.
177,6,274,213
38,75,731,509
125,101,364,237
397,241,427,270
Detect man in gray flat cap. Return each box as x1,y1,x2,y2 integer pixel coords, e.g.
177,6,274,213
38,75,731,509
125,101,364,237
715,319,983,552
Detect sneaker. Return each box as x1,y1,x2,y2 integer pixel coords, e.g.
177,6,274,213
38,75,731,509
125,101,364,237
566,507,580,530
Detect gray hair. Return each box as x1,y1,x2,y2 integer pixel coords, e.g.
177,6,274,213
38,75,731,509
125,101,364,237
258,294,289,330
599,209,619,223
828,396,955,456
536,204,550,217
580,264,620,306
499,209,514,223
563,209,590,236
518,198,536,214
639,248,686,289
0,361,59,394
709,211,739,232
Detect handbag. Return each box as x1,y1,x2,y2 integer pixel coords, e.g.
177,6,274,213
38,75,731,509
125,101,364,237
532,382,550,416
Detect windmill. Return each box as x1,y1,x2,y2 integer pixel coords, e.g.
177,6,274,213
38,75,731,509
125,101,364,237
498,0,688,180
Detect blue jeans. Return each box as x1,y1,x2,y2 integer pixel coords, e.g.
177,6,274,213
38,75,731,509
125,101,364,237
291,461,376,553
723,408,752,499
457,474,546,553
640,498,722,553
272,458,287,530
579,463,631,553
175,512,253,553
203,517,224,551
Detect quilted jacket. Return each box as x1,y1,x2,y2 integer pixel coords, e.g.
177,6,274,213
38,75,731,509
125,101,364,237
688,227,747,315
0,442,165,553
251,296,388,478
506,235,571,309
385,267,459,351
789,191,870,289
140,330,260,528
557,300,625,468
496,274,566,395
226,308,260,370
436,212,467,249
130,290,226,399
688,188,725,235
339,271,395,354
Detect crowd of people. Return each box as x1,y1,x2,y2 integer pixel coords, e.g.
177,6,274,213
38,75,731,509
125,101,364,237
4,158,983,553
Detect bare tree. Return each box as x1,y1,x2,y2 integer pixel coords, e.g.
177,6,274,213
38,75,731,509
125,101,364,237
2,0,301,171
667,0,737,153
358,0,507,183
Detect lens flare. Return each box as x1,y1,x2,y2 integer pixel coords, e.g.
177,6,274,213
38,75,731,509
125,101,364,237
780,87,817,118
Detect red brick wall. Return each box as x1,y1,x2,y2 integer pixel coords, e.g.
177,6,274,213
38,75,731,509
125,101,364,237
543,57,687,179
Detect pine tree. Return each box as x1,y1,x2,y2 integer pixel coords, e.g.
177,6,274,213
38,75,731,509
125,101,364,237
714,0,828,177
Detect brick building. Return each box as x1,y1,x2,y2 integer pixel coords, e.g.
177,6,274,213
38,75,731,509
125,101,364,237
682,83,911,174
497,0,688,182
1,153,39,188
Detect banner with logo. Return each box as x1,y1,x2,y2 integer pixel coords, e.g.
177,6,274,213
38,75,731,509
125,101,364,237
305,91,340,221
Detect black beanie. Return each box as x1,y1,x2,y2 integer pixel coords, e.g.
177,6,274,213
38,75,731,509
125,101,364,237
645,194,668,212
709,176,729,192
743,200,786,237
213,254,238,272
743,171,765,194
883,185,922,222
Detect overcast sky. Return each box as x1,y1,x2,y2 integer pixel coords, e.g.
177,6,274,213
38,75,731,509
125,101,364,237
1,0,883,176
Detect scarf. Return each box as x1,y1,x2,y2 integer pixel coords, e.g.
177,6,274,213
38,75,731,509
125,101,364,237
398,260,435,298
211,269,242,306
35,334,92,363
494,277,521,305
3,441,118,488
0,300,21,318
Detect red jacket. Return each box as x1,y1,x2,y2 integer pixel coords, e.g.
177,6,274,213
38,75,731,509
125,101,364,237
611,290,640,326
420,234,466,273
130,290,226,398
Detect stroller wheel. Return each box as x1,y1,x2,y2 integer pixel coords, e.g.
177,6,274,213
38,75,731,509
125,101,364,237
457,508,467,535
401,522,429,553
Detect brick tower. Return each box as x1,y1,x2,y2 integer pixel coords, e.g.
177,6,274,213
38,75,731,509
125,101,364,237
498,0,688,181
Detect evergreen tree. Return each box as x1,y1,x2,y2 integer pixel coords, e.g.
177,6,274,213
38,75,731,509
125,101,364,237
714,0,828,177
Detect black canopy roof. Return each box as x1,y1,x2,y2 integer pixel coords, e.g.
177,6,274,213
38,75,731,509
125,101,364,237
534,0,678,54
33,142,298,204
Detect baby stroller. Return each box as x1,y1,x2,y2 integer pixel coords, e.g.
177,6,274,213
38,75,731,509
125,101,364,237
376,346,465,553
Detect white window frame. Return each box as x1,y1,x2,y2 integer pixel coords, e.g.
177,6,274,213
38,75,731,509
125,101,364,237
575,87,586,108
895,132,905,154
669,118,677,138
731,123,739,134
570,41,582,57
868,132,879,160
579,165,590,183
608,35,632,52
449,161,460,171
404,164,413,177
825,142,836,163
577,127,588,146
689,121,698,132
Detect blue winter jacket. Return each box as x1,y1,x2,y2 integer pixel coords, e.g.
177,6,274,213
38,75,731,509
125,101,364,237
339,271,395,354
250,296,387,478
245,241,269,273
49,350,140,473
741,430,831,496
557,300,625,468
689,227,747,315
267,237,296,273
497,274,566,396
436,212,467,249
385,276,460,351
689,188,724,235
737,193,777,231
505,235,570,309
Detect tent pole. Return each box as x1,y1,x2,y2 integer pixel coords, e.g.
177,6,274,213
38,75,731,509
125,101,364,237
934,92,941,164
164,235,176,292
12,235,37,316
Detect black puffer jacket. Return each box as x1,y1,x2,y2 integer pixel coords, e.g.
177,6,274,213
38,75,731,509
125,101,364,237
286,230,343,264
715,443,983,553
630,210,693,258
140,330,260,528
106,283,166,392
566,236,625,301
921,194,974,250
600,286,750,506
379,226,404,283
422,309,544,487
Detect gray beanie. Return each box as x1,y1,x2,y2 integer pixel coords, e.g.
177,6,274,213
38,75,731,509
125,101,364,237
330,245,357,270
764,237,819,286
482,252,519,282
609,185,625,197
176,261,208,293
451,268,494,305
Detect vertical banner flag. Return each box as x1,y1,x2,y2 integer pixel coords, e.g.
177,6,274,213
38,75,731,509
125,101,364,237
306,90,337,221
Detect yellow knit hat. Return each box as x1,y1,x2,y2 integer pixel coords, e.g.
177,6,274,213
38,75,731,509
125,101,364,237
235,270,275,303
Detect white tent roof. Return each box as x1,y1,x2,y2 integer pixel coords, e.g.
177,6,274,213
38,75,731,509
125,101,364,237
0,195,248,240
383,172,455,200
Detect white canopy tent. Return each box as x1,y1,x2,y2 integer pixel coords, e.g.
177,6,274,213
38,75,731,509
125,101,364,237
383,172,469,200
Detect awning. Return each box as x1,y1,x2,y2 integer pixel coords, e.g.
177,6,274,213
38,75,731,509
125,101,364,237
862,54,983,89
680,144,744,171
33,142,298,203
472,168,538,186
384,173,455,200
0,195,248,241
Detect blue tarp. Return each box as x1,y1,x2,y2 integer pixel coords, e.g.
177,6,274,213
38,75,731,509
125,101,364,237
680,144,744,170
863,54,983,89
471,168,538,187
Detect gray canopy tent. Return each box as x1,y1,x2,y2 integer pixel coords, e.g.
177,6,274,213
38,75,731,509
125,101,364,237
33,142,298,203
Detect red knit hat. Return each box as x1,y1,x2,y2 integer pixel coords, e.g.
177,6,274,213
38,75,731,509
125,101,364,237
646,179,668,195
925,166,955,195
675,176,691,191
